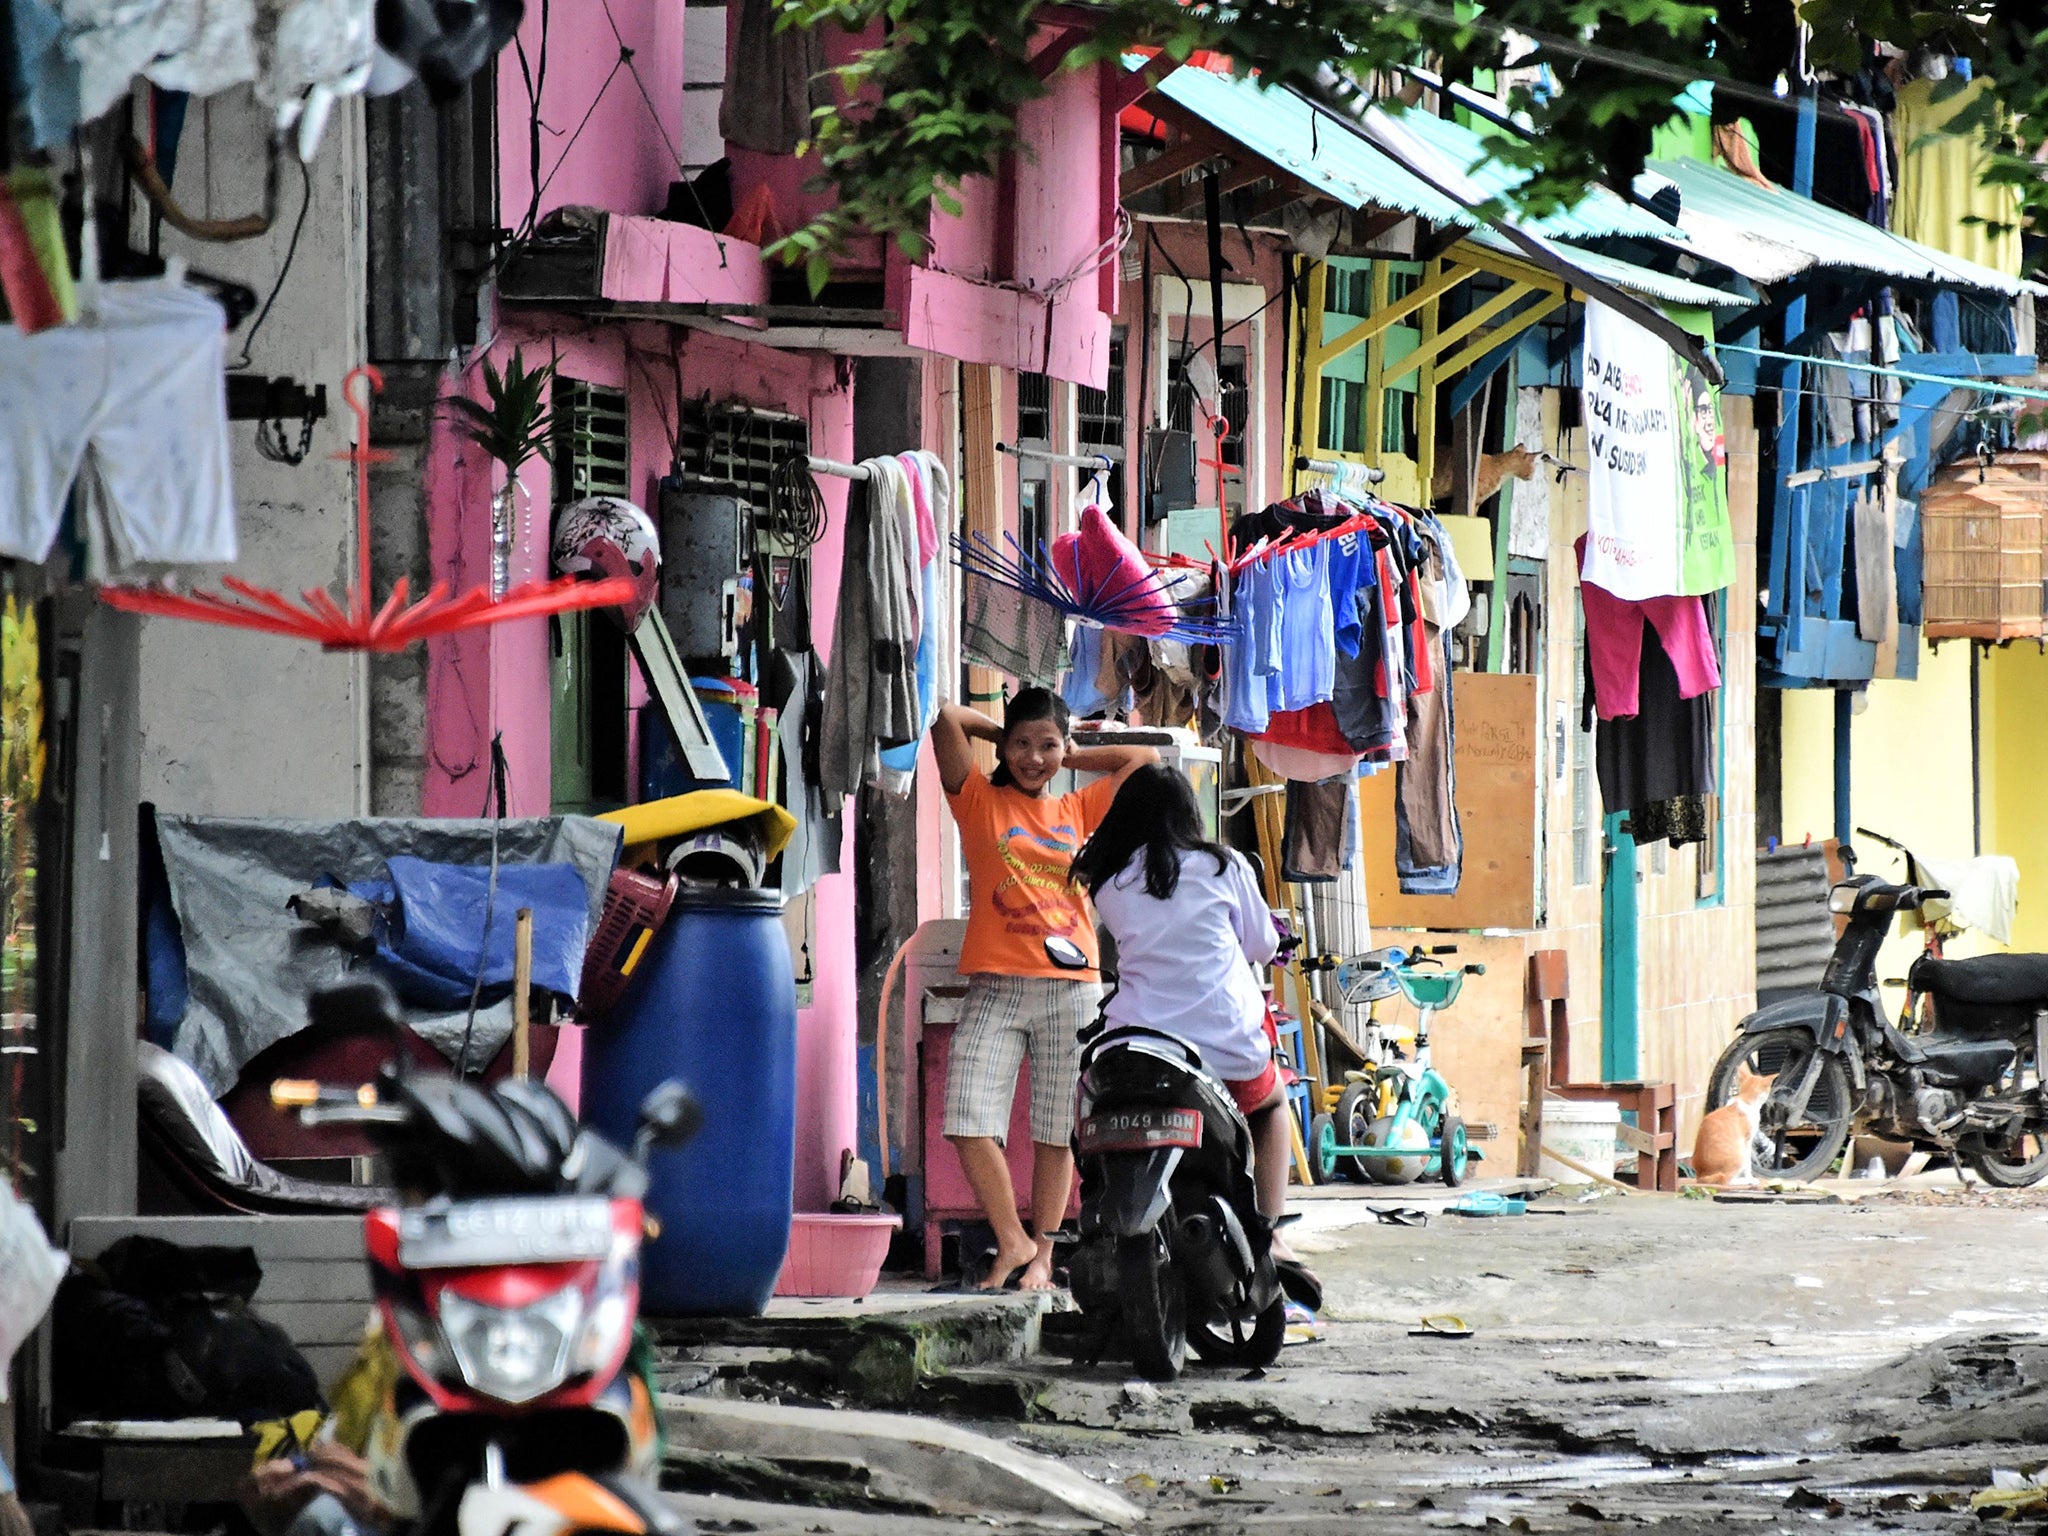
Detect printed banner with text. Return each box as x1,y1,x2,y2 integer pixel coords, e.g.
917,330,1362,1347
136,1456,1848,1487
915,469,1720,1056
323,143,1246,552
1579,300,1733,600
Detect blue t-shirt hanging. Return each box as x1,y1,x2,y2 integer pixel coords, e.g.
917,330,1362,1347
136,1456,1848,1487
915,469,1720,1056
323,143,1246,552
1325,530,1376,658
1275,544,1336,710
1221,559,1281,733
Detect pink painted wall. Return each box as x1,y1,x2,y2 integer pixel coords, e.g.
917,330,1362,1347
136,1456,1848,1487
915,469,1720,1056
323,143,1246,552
498,0,682,226
421,310,858,1214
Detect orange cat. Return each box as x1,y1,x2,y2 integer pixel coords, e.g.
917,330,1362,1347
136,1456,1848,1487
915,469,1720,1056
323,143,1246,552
1692,1064,1776,1186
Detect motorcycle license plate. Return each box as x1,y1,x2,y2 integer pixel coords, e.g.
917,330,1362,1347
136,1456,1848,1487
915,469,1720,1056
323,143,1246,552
398,1196,616,1269
1078,1107,1203,1154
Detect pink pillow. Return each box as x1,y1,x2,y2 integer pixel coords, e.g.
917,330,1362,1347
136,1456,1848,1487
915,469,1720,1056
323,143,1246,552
1049,505,1174,636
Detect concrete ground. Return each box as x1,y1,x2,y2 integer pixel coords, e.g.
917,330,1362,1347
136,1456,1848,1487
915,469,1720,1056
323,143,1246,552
658,1180,2048,1532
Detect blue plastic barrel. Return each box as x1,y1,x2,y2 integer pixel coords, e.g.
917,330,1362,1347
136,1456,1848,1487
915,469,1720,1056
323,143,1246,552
581,887,796,1315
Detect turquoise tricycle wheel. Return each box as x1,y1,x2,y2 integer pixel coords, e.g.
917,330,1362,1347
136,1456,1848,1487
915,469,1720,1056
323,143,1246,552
1438,1114,1471,1187
1308,1112,1339,1184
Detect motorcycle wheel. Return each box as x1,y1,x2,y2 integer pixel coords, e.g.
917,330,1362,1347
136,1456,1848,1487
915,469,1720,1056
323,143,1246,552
1966,1049,2048,1187
1335,1082,1377,1183
1189,1296,1286,1369
1308,1112,1339,1185
1117,1232,1187,1381
1705,1027,1853,1182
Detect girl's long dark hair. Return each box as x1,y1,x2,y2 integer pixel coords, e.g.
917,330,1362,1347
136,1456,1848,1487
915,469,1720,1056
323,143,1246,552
1071,764,1230,899
990,687,1071,789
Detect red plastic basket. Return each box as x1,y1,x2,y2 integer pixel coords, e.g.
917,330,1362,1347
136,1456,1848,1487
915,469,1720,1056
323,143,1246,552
578,866,679,1020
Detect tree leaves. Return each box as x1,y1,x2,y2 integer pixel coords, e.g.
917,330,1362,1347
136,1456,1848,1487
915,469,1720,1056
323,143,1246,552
770,0,2047,279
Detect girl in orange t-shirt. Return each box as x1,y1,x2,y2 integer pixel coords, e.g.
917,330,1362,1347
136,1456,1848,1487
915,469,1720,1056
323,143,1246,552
930,690,1156,1290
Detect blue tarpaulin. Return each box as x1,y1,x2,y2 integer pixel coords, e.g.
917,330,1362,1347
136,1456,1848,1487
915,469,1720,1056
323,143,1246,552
352,858,592,1011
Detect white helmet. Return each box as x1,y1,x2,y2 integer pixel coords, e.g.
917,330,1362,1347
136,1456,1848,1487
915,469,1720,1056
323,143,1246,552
551,496,661,627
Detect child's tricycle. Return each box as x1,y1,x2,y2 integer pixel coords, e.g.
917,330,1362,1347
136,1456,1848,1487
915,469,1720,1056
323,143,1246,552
1307,945,1485,1186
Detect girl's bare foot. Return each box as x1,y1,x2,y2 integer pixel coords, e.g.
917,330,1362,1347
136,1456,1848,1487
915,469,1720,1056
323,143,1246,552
1017,1241,1058,1291
979,1236,1039,1290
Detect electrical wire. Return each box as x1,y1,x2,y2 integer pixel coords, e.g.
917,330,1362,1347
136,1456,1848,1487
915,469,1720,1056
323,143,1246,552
457,735,510,1079
228,155,311,371
770,452,829,553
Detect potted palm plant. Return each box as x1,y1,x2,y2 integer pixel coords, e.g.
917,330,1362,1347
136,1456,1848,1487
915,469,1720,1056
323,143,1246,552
444,349,558,598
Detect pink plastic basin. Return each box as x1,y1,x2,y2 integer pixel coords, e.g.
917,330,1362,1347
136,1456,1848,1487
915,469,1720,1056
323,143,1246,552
773,1212,902,1299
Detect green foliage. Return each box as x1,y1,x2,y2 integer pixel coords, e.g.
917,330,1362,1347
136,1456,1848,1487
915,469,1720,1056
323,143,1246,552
1,596,40,1011
770,0,2048,278
442,348,559,472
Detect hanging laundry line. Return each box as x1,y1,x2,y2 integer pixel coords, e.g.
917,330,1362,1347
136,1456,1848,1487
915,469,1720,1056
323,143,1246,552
1293,455,1387,483
997,441,1119,470
806,454,871,481
1719,344,2048,405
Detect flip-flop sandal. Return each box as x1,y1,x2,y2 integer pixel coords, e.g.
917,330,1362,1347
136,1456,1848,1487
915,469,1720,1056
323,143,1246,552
1372,1206,1430,1226
1273,1256,1324,1313
1410,1314,1475,1339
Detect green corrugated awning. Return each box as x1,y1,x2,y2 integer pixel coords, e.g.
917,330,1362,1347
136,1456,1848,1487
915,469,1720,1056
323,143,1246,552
1148,64,1675,241
1648,157,2045,297
1141,63,1749,312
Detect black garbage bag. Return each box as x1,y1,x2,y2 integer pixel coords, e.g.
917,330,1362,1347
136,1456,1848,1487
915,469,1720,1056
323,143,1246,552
53,1236,322,1427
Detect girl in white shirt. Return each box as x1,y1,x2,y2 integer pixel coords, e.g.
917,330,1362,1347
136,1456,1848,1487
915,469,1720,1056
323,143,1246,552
1069,765,1318,1302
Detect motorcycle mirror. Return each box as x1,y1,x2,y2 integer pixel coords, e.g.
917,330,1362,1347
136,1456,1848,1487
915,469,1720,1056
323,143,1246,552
635,1080,704,1154
1043,936,1092,971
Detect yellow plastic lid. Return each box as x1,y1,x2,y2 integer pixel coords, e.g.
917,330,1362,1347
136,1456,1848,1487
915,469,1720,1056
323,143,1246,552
599,790,797,859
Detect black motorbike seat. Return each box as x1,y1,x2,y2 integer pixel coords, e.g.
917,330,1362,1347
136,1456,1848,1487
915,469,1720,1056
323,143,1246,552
1913,1036,2017,1089
1909,953,2048,1008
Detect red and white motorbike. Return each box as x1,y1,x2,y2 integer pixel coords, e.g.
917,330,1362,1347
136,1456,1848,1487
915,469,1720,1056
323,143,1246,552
273,979,698,1536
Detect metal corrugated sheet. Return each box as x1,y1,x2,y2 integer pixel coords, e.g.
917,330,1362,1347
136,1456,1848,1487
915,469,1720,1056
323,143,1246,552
1148,66,1673,241
1464,228,1751,308
1649,157,2046,297
1755,845,1838,1000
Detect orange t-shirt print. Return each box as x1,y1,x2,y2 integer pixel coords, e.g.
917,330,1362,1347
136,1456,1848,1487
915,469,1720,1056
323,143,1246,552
948,768,1120,978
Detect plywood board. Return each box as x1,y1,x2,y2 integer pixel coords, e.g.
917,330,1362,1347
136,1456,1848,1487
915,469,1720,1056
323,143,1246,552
1361,671,1538,929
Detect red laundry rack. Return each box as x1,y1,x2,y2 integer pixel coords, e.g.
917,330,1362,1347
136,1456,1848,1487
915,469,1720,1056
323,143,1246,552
101,365,635,650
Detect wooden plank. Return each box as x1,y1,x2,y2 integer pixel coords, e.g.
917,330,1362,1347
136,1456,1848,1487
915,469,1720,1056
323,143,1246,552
256,1300,378,1344
1360,671,1538,929
101,1441,255,1502
961,363,1005,765
1374,279,1538,392
69,1215,366,1262
1121,133,1235,198
1312,260,1477,372
1434,292,1565,381
253,1260,381,1303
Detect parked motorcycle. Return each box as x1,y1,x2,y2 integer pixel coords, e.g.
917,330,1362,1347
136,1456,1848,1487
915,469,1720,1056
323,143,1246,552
270,979,699,1536
1046,937,1286,1381
1704,833,2048,1185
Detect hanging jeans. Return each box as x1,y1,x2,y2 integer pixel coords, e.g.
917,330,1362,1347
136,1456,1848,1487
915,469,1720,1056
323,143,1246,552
1394,623,1462,895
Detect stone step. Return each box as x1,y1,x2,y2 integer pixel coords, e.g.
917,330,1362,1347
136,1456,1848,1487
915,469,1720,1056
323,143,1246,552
649,1287,1070,1407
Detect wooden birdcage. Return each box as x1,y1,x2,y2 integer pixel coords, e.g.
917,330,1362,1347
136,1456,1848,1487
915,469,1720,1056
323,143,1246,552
1920,479,2044,640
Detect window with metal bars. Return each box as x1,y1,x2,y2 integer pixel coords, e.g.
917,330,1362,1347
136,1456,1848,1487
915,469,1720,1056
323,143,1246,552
1077,333,1126,448
552,382,630,504
1168,345,1248,495
1016,371,1054,444
551,377,631,815
674,401,812,506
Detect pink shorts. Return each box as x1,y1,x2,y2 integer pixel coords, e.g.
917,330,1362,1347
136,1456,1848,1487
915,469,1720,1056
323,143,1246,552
1226,1060,1280,1116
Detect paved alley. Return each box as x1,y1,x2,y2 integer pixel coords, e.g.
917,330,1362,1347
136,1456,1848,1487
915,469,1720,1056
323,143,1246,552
661,1186,2048,1533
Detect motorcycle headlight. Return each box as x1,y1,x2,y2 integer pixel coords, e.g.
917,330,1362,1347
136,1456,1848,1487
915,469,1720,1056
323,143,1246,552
435,1286,583,1404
